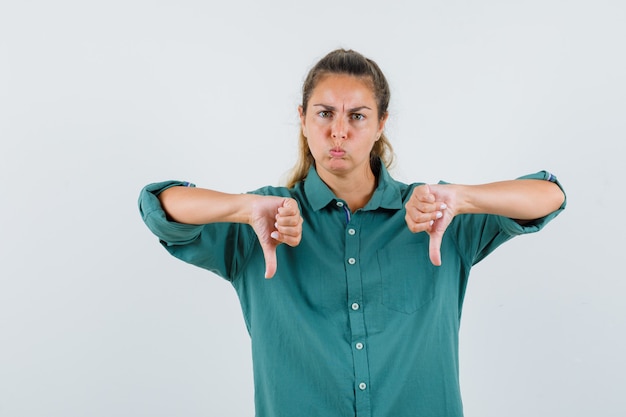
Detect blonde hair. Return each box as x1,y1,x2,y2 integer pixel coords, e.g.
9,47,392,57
286,49,394,188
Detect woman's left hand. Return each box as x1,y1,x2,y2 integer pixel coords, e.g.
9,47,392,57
405,184,455,266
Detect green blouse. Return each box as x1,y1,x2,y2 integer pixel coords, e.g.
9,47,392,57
139,164,565,417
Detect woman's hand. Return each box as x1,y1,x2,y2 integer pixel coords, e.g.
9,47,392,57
159,187,303,278
249,197,303,278
405,184,455,266
405,178,564,265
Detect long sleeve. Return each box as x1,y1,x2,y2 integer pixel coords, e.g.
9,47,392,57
138,180,204,245
446,170,566,266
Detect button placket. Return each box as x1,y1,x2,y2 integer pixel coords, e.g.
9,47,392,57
343,212,371,415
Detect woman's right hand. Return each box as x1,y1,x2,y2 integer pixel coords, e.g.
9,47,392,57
159,186,302,278
249,196,303,279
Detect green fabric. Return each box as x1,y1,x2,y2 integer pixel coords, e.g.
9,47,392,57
139,165,565,417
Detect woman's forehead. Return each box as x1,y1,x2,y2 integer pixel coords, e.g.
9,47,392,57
309,74,376,104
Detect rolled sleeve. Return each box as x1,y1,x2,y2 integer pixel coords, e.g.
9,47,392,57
448,170,566,266
138,180,204,245
496,170,567,236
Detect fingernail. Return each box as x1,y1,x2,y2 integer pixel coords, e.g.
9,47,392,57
440,203,447,210
271,231,279,239
436,211,443,219
429,220,434,226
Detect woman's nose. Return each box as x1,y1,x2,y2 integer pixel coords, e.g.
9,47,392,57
331,117,347,139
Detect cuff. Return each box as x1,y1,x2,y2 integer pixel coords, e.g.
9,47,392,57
138,180,203,245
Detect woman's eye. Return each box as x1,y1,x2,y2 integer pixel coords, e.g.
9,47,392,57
351,113,365,121
318,111,332,118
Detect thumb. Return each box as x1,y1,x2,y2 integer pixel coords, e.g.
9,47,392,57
262,238,278,279
428,230,443,266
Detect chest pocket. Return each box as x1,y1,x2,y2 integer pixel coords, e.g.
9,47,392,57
377,243,437,314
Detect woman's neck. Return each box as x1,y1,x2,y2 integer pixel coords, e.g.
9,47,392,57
321,169,378,212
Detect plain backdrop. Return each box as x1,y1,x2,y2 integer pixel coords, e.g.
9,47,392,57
1,1,624,416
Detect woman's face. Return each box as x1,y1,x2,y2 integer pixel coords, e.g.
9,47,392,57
299,74,387,183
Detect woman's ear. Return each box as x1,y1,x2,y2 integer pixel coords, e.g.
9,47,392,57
298,105,307,138
377,111,389,137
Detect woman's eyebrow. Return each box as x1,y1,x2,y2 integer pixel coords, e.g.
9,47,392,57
312,104,373,112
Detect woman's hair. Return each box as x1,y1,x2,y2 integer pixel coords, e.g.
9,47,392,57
285,49,395,188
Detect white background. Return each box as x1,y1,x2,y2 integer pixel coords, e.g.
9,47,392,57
1,1,624,416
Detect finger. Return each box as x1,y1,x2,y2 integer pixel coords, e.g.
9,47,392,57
405,217,432,233
412,184,436,202
275,214,302,227
273,220,303,247
278,198,299,216
406,204,444,223
262,242,278,279
405,210,444,233
274,225,301,240
428,230,443,266
272,232,301,247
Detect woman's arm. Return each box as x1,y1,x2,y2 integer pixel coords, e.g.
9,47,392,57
445,179,565,220
158,186,303,278
158,186,258,225
405,178,565,265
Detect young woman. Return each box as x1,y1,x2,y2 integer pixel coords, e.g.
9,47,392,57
139,49,565,417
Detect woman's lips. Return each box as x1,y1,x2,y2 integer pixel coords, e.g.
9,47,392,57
330,148,345,157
